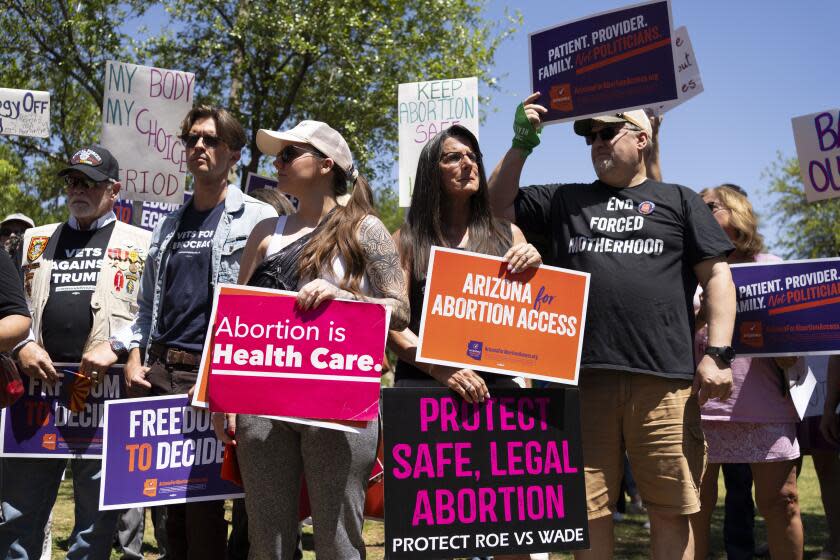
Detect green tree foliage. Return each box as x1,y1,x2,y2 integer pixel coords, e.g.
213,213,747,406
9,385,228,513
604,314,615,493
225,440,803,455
0,0,146,224
765,154,840,259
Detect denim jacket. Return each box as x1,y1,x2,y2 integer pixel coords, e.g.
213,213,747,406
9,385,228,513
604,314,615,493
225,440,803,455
115,185,277,351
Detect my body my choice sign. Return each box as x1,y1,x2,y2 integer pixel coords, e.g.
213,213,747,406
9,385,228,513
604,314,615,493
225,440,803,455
529,0,677,124
416,248,590,384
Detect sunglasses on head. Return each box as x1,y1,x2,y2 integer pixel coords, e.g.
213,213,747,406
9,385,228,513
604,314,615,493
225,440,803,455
63,175,107,191
278,145,324,164
179,133,222,149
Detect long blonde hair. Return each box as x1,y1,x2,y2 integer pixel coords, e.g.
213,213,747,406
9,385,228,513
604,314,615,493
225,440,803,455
700,185,765,258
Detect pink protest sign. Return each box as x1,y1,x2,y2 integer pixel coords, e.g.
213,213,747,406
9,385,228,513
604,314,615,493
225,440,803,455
193,284,389,421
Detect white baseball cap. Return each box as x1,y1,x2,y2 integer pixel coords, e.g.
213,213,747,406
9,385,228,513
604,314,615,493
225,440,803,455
1,213,35,229
256,120,356,178
573,109,653,138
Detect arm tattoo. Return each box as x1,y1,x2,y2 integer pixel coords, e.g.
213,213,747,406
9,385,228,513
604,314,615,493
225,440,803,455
358,217,410,330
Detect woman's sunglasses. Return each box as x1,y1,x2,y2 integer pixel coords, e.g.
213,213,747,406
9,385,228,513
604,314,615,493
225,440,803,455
278,145,324,164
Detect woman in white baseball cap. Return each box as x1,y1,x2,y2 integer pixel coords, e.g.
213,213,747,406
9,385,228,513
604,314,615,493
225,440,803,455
213,120,409,559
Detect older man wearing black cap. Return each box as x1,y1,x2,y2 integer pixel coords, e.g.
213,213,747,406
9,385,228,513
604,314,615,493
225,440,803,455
0,145,151,560
488,94,737,560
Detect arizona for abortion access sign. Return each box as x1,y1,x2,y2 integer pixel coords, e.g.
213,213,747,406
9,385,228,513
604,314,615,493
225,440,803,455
529,0,677,125
0,365,123,458
383,388,588,558
100,395,244,510
792,109,840,202
398,77,479,206
731,258,840,356
0,87,50,137
192,284,389,421
416,248,589,384
102,60,195,204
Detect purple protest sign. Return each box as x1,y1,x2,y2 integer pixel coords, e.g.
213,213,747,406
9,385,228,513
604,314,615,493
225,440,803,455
244,171,278,193
100,395,243,510
0,364,123,458
529,0,677,125
731,257,840,356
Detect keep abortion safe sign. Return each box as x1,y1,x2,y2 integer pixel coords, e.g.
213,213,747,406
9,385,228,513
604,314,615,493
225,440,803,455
102,60,195,204
398,77,479,206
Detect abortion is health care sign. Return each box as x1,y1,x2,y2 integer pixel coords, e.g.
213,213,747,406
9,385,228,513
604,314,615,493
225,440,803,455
0,365,123,458
398,77,479,206
529,0,677,125
792,109,840,202
730,258,840,357
100,395,243,510
383,388,588,558
416,248,590,384
102,60,195,204
192,284,389,421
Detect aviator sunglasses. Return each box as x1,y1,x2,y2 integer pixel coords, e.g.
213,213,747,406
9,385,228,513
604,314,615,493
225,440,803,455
278,145,325,164
179,133,222,149
63,175,107,191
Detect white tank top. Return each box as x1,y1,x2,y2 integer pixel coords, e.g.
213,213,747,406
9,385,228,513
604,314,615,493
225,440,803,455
266,215,371,294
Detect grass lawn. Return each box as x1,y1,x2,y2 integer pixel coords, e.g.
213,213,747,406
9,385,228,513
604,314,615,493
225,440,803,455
51,456,830,559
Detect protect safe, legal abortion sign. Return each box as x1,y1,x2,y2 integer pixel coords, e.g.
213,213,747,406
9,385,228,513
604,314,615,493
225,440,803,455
383,388,588,558
0,365,123,458
102,60,195,204
529,0,677,124
731,258,840,356
416,248,589,384
192,284,389,421
100,395,244,510
792,108,840,202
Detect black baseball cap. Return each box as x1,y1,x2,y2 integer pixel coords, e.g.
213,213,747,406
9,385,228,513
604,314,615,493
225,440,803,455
57,145,120,182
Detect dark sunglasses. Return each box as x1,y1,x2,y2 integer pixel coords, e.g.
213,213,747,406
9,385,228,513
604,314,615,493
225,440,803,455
180,133,222,149
63,175,107,191
1,228,21,237
584,126,629,146
278,145,324,164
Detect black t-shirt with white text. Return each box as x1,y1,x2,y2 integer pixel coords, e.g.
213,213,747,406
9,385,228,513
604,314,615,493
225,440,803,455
154,202,224,352
41,222,115,362
0,249,29,320
515,179,733,378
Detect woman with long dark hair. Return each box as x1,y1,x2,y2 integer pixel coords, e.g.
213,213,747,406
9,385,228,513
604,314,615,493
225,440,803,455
214,120,408,559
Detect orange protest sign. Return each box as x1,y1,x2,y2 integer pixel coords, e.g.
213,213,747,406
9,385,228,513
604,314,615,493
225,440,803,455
416,247,590,384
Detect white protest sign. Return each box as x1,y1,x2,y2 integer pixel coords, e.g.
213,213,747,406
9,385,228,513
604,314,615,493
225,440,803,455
792,109,840,203
102,61,195,204
653,26,703,114
398,77,479,207
0,88,50,138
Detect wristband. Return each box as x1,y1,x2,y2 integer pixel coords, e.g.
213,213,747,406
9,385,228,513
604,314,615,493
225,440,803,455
511,102,542,156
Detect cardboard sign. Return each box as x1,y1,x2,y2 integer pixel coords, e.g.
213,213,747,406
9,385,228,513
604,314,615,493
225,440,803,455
102,60,195,204
0,87,50,138
383,388,588,558
0,365,123,458
398,77,479,206
192,284,389,421
653,26,703,114
529,0,677,125
416,248,589,384
100,395,243,510
792,109,840,202
731,257,840,356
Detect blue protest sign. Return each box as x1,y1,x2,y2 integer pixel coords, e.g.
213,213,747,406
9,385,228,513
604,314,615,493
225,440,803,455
529,0,677,125
99,395,243,510
731,257,840,356
0,364,123,458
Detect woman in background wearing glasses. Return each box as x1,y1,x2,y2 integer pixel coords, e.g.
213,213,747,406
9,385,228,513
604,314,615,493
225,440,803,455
691,184,805,560
214,120,408,560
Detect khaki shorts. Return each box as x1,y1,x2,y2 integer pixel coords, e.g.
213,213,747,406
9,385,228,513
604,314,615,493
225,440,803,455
578,369,706,519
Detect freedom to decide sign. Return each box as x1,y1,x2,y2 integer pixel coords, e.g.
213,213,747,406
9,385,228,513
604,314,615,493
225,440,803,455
383,388,588,558
100,395,243,510
792,108,840,202
102,60,195,204
398,77,479,206
416,247,590,384
529,0,677,124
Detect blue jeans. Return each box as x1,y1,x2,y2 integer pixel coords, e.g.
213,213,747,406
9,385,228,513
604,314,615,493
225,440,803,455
0,457,119,559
